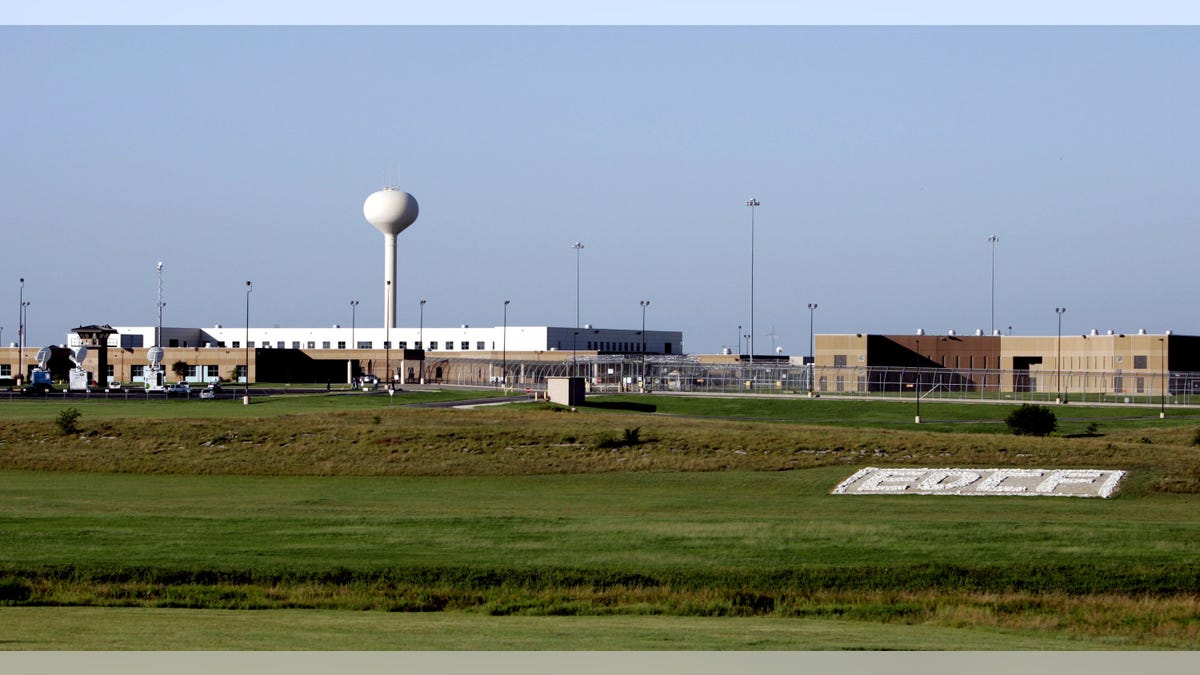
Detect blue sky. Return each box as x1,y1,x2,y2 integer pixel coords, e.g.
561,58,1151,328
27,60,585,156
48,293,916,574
4,20,1199,354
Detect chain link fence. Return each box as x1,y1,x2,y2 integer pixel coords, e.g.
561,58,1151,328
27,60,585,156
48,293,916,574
431,356,1200,406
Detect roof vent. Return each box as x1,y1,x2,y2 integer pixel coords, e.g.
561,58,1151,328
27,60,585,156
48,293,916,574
916,328,924,336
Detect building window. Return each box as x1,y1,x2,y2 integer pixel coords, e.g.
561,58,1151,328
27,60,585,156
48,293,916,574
232,341,240,348
444,341,454,350
276,341,285,349
398,341,407,349
0,365,9,377
291,342,301,349
833,355,847,367
836,376,845,392
383,341,392,349
235,365,246,380
337,341,346,349
131,365,144,378
186,365,198,378
169,339,179,347
477,341,485,350
248,341,255,348
461,341,470,350
205,365,219,380
217,342,226,348
430,341,439,350
1134,355,1148,369
357,341,372,349
1136,377,1145,393
322,341,330,349
1114,376,1124,393
415,342,422,350
306,341,315,349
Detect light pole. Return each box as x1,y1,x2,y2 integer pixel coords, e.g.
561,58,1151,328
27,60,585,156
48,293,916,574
502,299,510,387
807,303,818,363
385,281,391,389
640,300,650,389
244,281,252,405
17,277,23,382
737,325,742,359
1055,307,1066,403
1160,337,1166,419
155,262,165,352
572,242,584,330
572,331,579,378
419,299,426,384
745,198,759,363
987,235,999,335
350,300,358,350
20,300,29,380
914,336,921,423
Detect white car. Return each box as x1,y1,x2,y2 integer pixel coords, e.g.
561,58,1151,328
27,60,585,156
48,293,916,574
199,384,222,399
166,382,191,396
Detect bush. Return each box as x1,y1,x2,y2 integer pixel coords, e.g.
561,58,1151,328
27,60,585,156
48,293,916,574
56,407,82,435
0,576,32,603
1004,404,1057,437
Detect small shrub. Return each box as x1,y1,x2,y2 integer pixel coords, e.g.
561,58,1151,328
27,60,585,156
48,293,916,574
594,431,622,449
1084,422,1100,437
56,407,82,435
0,576,32,603
371,415,382,425
623,427,641,445
1191,428,1200,446
1004,404,1057,437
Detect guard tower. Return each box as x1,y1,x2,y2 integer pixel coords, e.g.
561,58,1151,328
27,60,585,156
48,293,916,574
71,324,118,388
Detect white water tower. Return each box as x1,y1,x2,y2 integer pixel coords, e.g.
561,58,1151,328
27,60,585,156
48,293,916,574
363,187,419,329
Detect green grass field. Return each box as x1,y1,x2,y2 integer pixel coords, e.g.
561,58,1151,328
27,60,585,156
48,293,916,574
2,392,1199,649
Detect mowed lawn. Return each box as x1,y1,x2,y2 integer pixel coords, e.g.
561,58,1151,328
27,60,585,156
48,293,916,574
2,467,1195,573
2,466,1199,649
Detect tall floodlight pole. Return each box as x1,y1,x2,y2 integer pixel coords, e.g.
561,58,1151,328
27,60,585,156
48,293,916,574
17,277,23,381
502,299,510,386
21,300,29,379
988,235,999,335
244,281,252,405
572,242,584,330
155,262,165,350
807,303,818,362
385,281,391,389
745,198,759,364
640,300,650,388
419,299,426,384
737,325,742,359
1055,307,1066,403
1160,337,1166,419
807,303,818,394
350,300,358,350
573,331,579,378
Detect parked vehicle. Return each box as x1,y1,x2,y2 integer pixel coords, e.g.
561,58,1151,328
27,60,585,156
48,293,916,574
199,383,222,399
166,382,191,396
107,381,123,391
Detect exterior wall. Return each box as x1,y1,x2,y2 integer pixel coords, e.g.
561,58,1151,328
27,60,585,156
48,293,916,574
87,325,682,357
814,334,868,368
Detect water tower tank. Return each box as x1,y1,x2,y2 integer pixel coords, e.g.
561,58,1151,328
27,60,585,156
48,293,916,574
363,187,419,329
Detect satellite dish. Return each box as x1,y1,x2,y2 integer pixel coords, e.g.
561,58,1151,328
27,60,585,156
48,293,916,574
35,347,52,368
148,346,164,367
72,345,88,366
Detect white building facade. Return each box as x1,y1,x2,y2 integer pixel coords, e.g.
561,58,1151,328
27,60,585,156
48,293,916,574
70,325,683,356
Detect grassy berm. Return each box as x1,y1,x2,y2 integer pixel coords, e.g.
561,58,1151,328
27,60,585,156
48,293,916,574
1,397,1200,649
